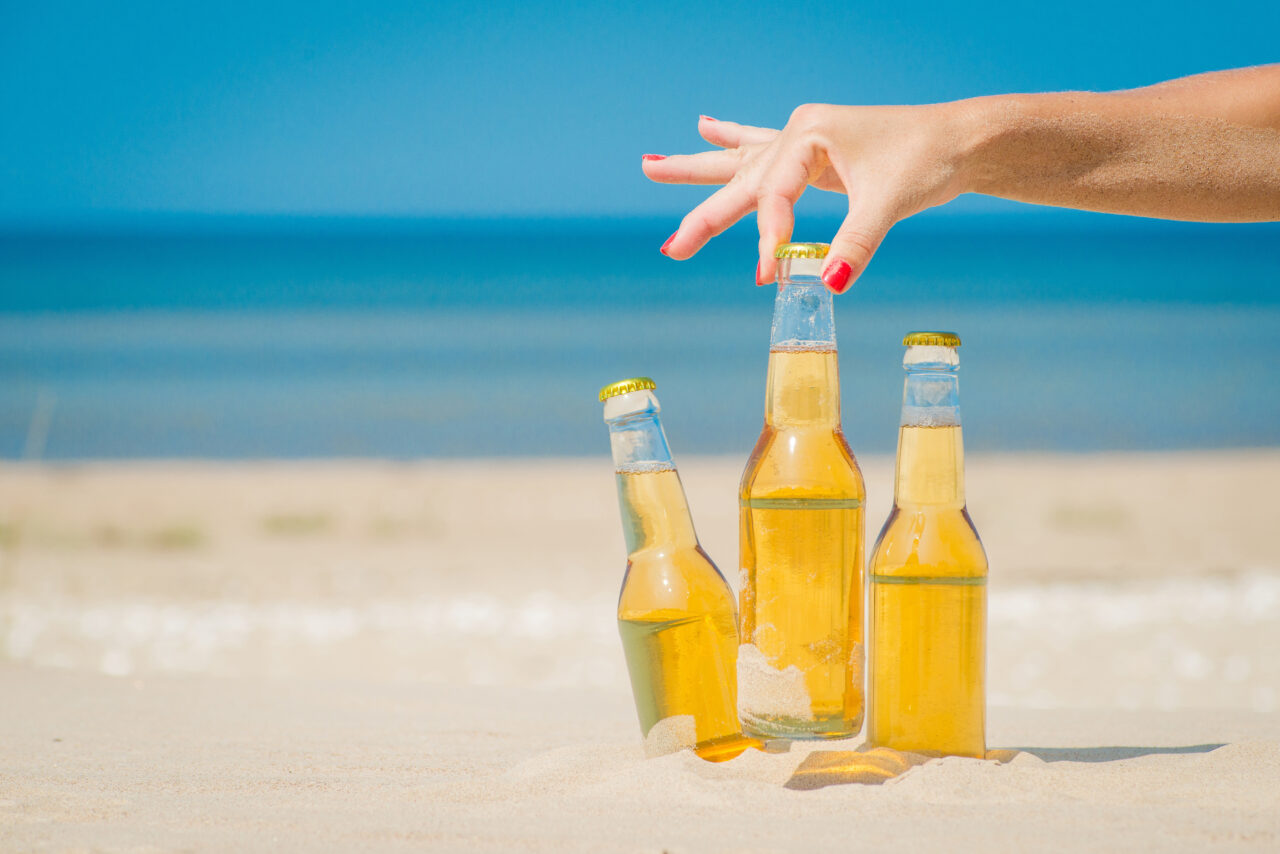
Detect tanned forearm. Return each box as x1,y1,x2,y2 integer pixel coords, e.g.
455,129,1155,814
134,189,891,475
645,65,1280,290
958,66,1280,222
1114,65,1280,131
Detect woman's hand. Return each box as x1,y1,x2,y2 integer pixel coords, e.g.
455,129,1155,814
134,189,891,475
642,104,975,292
643,66,1280,294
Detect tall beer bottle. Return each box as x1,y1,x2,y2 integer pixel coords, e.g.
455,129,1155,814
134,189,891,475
739,243,866,740
868,332,987,757
601,377,760,762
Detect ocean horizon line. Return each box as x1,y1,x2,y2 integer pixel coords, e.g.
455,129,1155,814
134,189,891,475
5,207,1280,239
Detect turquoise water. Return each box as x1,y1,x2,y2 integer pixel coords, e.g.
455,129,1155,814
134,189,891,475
1,215,1278,458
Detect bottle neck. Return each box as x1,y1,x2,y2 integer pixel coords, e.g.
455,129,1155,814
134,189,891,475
769,275,836,350
894,368,965,507
614,463,699,554
607,403,674,470
765,277,840,427
606,408,698,554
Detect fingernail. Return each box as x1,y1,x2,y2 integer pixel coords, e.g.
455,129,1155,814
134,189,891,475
660,231,677,257
642,154,666,162
822,259,853,294
700,114,716,122
755,260,764,285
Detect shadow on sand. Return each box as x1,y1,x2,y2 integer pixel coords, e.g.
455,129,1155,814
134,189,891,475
783,743,1227,790
784,746,935,790
1006,744,1226,763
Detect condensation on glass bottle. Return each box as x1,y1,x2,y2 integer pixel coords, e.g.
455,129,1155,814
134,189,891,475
738,243,866,740
868,332,988,758
601,377,761,762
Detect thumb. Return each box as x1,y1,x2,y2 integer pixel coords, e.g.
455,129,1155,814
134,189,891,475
821,206,893,295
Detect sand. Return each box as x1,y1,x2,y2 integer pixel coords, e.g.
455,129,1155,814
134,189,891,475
2,451,1279,851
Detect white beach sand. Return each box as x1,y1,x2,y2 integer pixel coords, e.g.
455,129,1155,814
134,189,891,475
2,451,1279,851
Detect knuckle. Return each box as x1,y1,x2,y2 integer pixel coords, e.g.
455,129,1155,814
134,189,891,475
756,187,793,218
682,210,716,237
787,103,827,131
838,227,880,260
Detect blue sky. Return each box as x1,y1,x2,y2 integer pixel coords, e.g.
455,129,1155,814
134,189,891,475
2,0,1277,223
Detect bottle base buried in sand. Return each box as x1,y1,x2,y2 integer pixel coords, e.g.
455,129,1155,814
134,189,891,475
618,609,762,761
739,711,864,742
737,638,865,741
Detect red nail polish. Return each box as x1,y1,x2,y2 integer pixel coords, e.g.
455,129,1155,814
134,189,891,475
642,154,666,161
822,259,853,294
660,231,677,257
755,260,764,285
700,114,717,123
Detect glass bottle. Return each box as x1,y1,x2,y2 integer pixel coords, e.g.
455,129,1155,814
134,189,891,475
738,243,866,740
602,377,759,762
867,332,987,758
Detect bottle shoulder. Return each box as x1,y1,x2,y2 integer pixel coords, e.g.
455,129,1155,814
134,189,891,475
869,505,987,578
617,545,737,619
740,425,865,498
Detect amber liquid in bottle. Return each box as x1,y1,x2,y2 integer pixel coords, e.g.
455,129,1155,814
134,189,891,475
604,382,759,762
739,279,866,740
616,465,755,761
868,346,987,758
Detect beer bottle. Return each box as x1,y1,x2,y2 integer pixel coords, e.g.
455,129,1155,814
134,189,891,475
601,377,759,762
739,243,867,740
868,332,987,757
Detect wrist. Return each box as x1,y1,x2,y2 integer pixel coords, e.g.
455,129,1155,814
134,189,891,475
941,94,1020,197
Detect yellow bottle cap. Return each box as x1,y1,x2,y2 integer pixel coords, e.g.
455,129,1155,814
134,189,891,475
774,242,830,260
598,377,657,402
902,331,961,347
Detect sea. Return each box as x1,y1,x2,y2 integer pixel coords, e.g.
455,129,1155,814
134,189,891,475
2,213,1278,459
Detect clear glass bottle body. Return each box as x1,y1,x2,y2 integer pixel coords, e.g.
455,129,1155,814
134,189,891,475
867,344,988,757
738,259,866,740
605,387,758,761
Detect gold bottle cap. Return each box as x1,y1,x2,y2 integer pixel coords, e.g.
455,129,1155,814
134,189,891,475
598,377,657,402
774,242,830,260
902,331,961,347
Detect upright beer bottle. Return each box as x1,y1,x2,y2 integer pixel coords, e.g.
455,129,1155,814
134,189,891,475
739,243,866,740
868,332,987,757
601,377,759,762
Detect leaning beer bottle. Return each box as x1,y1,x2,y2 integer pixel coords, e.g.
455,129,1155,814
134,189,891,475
601,377,760,762
739,243,866,740
868,332,987,757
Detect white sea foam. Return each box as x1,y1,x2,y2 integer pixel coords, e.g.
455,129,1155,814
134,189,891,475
2,572,1277,711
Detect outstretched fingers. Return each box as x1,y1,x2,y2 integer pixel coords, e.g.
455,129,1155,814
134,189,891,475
661,183,757,260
